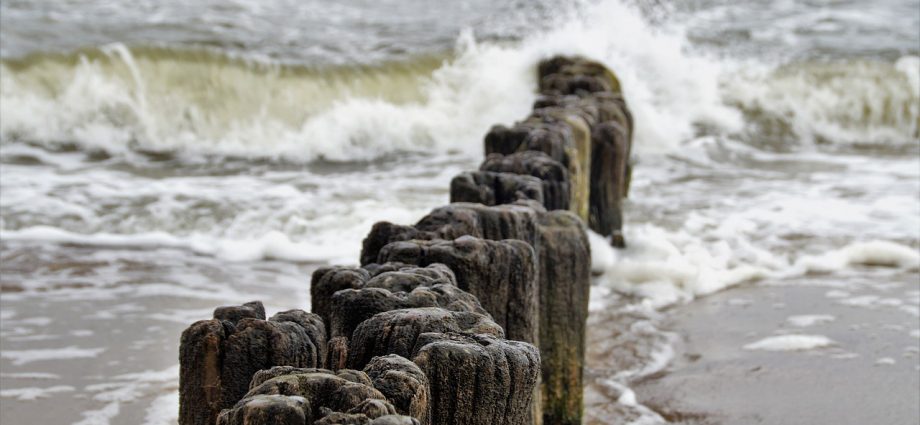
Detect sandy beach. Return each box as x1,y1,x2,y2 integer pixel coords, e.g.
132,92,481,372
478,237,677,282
586,269,920,425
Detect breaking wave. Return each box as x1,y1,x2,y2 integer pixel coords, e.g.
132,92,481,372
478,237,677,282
726,56,920,149
2,1,915,164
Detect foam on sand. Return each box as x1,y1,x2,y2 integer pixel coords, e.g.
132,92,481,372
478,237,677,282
743,335,835,351
796,240,920,272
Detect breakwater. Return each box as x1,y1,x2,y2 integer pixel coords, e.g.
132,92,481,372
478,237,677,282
178,55,632,425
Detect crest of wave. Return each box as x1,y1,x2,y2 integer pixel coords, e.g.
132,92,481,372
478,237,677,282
0,0,742,161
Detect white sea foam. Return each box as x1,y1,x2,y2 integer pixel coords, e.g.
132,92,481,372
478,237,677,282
786,315,835,328
875,357,896,366
0,151,460,266
73,365,180,425
796,240,920,272
899,305,920,317
111,365,180,383
826,290,851,299
75,401,121,425
0,346,106,366
147,309,216,325
836,295,916,317
0,385,75,401
0,226,186,249
588,231,618,274
724,56,920,146
0,219,372,265
592,224,920,309
743,335,835,351
591,224,770,308
0,372,61,380
7,335,61,342
14,317,53,327
143,391,179,425
593,379,666,425
591,162,918,308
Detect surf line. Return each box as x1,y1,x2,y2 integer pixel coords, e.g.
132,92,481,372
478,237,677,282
178,55,633,425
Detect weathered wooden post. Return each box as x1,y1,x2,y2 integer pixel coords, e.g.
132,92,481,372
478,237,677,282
179,302,327,425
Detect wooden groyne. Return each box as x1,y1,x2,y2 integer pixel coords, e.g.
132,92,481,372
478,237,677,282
178,55,632,425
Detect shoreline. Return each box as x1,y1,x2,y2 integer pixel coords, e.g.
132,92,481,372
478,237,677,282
3,246,917,424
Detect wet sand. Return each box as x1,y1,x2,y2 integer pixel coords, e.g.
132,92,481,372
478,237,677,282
0,242,315,424
629,270,920,425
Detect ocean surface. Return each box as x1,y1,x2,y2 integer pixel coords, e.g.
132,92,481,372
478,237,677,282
1,0,918,424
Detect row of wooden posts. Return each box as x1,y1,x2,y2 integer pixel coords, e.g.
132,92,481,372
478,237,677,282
178,55,633,425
